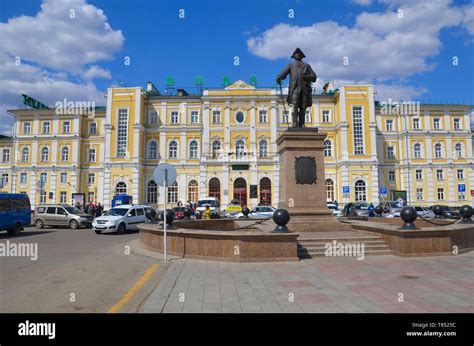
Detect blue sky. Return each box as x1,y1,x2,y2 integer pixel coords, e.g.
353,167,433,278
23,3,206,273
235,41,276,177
0,0,473,134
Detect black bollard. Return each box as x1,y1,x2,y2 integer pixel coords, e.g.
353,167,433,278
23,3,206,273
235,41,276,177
459,205,473,224
432,205,444,218
271,209,291,233
374,205,383,217
400,206,418,230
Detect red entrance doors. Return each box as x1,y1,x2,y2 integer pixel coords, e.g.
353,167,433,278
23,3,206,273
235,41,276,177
233,178,247,206
209,178,220,200
259,177,271,205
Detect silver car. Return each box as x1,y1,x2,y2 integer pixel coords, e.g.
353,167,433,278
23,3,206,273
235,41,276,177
235,206,276,219
34,205,93,229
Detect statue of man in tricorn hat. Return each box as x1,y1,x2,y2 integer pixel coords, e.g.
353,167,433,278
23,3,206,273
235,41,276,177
276,48,317,128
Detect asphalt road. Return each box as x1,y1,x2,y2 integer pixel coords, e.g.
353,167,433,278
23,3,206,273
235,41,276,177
0,226,166,313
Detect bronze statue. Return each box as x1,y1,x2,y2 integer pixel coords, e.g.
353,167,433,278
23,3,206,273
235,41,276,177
276,48,317,127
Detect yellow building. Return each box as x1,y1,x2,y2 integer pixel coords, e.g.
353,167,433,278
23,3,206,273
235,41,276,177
1,81,473,210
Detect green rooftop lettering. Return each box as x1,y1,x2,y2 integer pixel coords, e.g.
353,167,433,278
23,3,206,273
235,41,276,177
166,76,175,87
22,94,49,109
250,75,257,86
195,76,204,86
223,76,231,87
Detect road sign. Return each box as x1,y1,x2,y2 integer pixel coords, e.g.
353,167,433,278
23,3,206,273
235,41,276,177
153,163,177,187
380,187,387,195
343,186,350,194
458,184,466,193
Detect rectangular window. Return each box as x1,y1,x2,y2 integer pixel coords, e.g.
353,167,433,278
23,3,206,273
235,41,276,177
415,169,423,180
437,188,444,200
171,111,179,124
386,119,393,132
305,110,311,124
190,111,199,124
386,146,395,160
457,169,464,180
60,172,67,184
388,171,396,182
20,173,27,184
416,188,423,201
62,121,70,133
433,118,440,130
352,107,364,155
117,109,128,157
60,192,67,204
23,122,31,134
43,121,50,134
412,118,419,130
282,110,289,124
436,169,443,180
40,173,47,188
1,173,8,184
2,149,10,162
88,173,95,184
148,110,157,124
89,122,97,135
259,110,268,123
88,149,96,162
453,118,460,130
212,110,221,124
322,110,330,123
40,191,46,204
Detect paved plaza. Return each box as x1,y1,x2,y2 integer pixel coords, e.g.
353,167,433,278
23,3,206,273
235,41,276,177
141,252,474,313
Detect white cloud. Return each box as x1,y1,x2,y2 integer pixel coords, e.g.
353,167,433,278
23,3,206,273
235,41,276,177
352,0,372,5
0,0,123,135
462,3,474,36
373,83,427,102
248,0,470,100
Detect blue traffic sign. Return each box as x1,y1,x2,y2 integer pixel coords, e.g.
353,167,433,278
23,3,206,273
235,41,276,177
343,186,350,194
458,184,466,193
380,187,387,195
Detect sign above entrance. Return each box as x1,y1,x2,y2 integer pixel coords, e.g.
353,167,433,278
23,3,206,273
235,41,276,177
231,164,249,171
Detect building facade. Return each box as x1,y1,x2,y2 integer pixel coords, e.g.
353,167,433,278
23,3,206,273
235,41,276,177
1,81,473,210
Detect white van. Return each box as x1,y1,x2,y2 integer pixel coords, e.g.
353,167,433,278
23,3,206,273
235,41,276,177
92,204,153,234
195,197,221,219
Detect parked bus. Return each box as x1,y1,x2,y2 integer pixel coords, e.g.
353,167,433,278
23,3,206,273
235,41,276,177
0,193,31,236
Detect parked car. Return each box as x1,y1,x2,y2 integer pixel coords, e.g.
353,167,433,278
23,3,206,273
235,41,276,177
34,204,93,230
327,203,342,217
172,207,186,220
92,204,152,234
342,202,369,217
223,199,243,217
379,201,403,217
437,205,460,219
414,206,433,218
234,205,276,219
0,193,31,236
195,197,222,219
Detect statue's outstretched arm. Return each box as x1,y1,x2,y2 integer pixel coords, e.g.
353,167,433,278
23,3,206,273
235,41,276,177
276,64,291,83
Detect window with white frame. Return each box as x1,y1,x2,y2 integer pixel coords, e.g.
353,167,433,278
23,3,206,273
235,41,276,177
88,148,96,162
322,110,330,123
40,173,47,188
148,140,158,159
323,140,332,157
41,147,49,162
454,143,463,158
21,147,29,162
437,188,444,200
117,109,128,157
457,169,464,180
259,139,268,158
433,118,441,129
148,110,158,124
412,118,419,130
2,148,10,162
40,191,46,204
305,109,311,124
235,139,245,158
212,110,221,124
414,143,422,158
88,173,95,184
453,118,460,130
2,173,9,184
212,140,221,159
62,121,70,133
60,172,67,184
167,182,178,203
23,122,31,134
190,111,199,124
60,192,67,204
386,119,393,132
282,110,289,124
188,180,199,202
434,143,442,158
42,121,50,134
259,110,268,123
115,182,127,195
388,171,396,182
20,173,27,184
61,147,69,162
189,140,198,159
415,169,423,180
416,188,423,201
326,179,334,201
386,146,395,160
436,169,443,180
169,141,178,159
354,180,367,202
147,180,158,204
352,107,364,155
89,122,97,134
459,192,466,200
171,111,179,124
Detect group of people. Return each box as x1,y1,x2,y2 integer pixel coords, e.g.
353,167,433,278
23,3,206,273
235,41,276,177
74,201,104,218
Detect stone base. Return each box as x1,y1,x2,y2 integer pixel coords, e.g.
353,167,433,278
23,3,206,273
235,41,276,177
288,209,353,232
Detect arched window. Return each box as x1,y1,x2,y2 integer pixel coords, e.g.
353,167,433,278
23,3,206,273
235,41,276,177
41,147,49,162
455,143,463,158
259,139,268,158
212,140,221,159
326,179,334,201
148,140,158,159
169,140,178,159
61,147,69,162
209,177,220,200
324,140,332,157
235,139,245,158
147,180,158,204
21,147,30,162
354,180,366,202
434,143,442,158
189,140,198,159
167,182,178,203
115,182,127,195
187,180,199,202
414,143,421,158
259,177,271,205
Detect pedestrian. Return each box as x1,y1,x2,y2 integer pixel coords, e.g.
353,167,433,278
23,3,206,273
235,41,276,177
204,205,211,220
334,200,339,209
368,202,375,217
94,202,103,218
